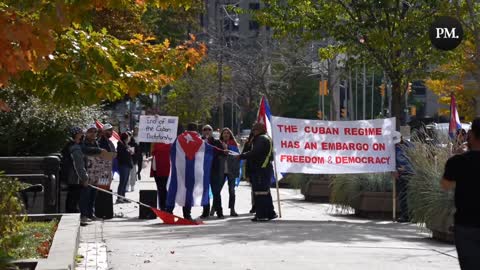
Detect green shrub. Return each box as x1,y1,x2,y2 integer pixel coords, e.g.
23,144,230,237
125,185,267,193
0,87,101,156
330,173,393,211
0,175,28,269
407,141,455,227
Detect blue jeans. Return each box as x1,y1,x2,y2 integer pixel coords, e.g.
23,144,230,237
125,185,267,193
79,186,96,218
118,166,131,197
455,225,480,270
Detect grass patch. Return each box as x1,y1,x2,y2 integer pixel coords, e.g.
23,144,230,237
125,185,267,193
11,220,58,259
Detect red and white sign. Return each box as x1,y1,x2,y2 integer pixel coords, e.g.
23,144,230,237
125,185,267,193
271,116,396,174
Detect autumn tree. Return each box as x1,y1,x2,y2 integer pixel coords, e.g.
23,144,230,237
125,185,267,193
453,0,480,116
0,0,205,105
425,42,478,121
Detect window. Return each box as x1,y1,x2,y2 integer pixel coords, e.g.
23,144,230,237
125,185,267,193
249,20,259,30
249,3,260,10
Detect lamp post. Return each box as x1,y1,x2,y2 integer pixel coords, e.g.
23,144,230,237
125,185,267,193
215,0,240,129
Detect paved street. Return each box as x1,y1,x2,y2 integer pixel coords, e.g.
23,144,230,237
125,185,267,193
80,165,459,270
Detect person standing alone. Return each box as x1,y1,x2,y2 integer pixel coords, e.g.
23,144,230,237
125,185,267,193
442,117,480,270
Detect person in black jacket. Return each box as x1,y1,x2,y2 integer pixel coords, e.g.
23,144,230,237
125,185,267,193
116,132,134,203
239,122,277,222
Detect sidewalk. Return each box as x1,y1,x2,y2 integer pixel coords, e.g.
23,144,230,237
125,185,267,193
81,164,459,270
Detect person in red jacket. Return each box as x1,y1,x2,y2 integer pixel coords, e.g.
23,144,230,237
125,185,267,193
151,143,171,210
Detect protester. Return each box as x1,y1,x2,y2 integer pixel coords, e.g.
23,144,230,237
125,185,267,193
200,124,226,219
166,123,214,221
392,131,414,223
116,132,133,203
98,123,116,152
241,132,256,214
442,117,480,270
80,124,109,220
127,131,139,192
67,127,91,225
61,127,84,214
151,142,171,210
218,128,241,217
239,122,277,222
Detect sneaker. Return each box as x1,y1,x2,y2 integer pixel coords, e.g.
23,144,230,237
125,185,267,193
184,215,193,221
230,209,239,217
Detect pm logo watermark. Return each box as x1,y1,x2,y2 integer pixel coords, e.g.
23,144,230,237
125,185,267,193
429,16,464,51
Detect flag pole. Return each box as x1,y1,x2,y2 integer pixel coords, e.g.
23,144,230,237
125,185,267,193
271,143,283,218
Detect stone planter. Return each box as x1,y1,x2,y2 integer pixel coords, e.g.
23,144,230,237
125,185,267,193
351,192,399,220
13,214,81,270
426,213,454,244
302,176,332,203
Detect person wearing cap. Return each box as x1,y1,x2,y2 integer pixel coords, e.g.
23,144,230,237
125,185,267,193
201,124,227,219
98,123,116,152
441,117,480,270
239,122,277,222
392,130,414,223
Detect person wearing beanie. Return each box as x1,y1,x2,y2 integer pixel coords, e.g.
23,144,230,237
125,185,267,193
60,127,92,225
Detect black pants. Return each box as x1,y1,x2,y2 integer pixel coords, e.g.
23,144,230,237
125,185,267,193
65,184,83,213
455,225,480,270
396,175,410,220
211,174,236,211
154,176,168,210
251,168,276,219
210,173,224,213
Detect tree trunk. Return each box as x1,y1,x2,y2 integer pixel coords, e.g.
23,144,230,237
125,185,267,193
391,80,402,130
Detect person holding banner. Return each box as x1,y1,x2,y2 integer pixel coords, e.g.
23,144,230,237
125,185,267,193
218,128,241,217
392,131,414,223
82,124,105,220
239,122,277,222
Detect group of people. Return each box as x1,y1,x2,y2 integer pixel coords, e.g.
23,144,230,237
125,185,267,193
150,122,277,222
60,123,143,225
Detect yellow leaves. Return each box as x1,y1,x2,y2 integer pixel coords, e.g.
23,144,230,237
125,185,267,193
163,39,170,48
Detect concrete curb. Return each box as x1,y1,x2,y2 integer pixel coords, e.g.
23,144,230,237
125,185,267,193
31,214,80,270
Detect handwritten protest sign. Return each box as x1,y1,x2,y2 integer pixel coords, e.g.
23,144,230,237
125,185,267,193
138,115,178,143
86,156,113,188
271,116,396,174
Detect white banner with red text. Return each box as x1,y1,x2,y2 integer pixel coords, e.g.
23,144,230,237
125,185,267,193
271,116,396,174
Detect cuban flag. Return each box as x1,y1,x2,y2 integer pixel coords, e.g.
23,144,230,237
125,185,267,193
448,94,461,139
166,131,214,208
257,96,283,181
